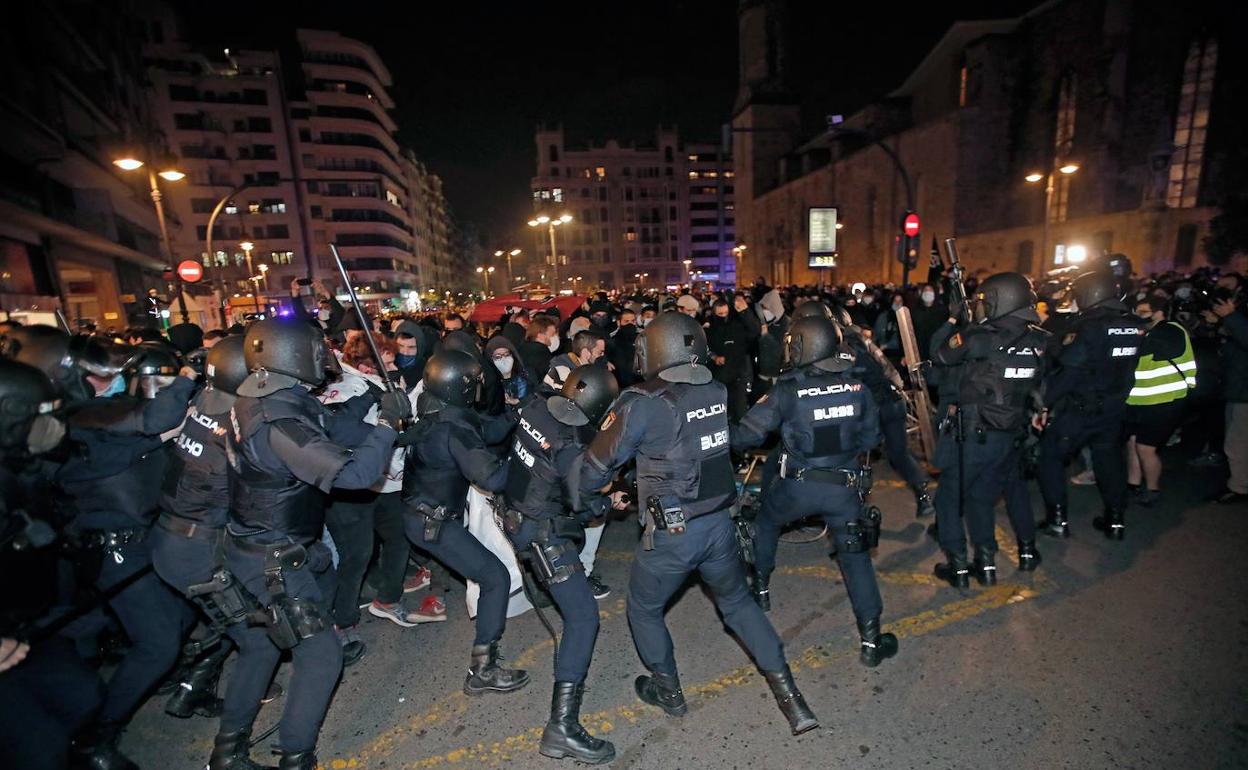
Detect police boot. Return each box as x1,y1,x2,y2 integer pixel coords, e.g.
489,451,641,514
856,616,899,667
1040,504,1070,538
464,641,530,695
971,546,997,586
763,666,819,735
538,682,616,764
752,573,771,612
913,482,936,518
276,751,316,770
166,642,230,718
634,671,688,716
934,551,970,589
1092,509,1126,541
75,723,138,770
208,729,276,770
1017,540,1042,572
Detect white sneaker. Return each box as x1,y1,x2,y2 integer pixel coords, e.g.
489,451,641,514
1070,469,1097,486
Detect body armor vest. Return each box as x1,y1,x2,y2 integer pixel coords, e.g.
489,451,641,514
401,409,473,515
957,320,1048,431
58,399,168,529
630,379,736,518
505,399,576,519
160,392,230,527
227,389,326,541
1068,308,1147,403
778,368,872,468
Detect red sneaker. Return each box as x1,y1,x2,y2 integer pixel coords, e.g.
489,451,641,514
413,594,447,623
403,566,432,594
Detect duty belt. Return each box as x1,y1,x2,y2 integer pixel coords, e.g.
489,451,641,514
73,526,148,551
157,513,223,541
227,533,314,555
778,464,865,488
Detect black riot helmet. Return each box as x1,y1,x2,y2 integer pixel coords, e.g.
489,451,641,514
634,311,711,384
422,349,483,409
1070,270,1119,312
0,358,64,453
5,326,130,402
5,325,72,380
784,315,852,373
205,335,249,395
790,300,834,322
129,344,181,399
238,319,327,397
973,272,1038,323
548,364,620,427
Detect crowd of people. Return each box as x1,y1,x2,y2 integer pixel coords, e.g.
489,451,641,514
0,254,1245,770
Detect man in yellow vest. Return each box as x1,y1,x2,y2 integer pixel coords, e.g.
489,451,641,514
1124,294,1196,506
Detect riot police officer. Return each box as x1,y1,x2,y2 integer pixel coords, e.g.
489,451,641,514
54,342,199,770
577,311,819,736
928,273,1049,587
1036,271,1145,540
501,364,618,764
402,349,529,697
150,335,249,721
734,315,900,667
222,319,408,770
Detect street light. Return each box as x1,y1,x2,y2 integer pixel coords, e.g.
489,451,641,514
683,258,692,284
528,214,572,290
257,263,270,293
1025,161,1080,269
476,265,496,295
495,248,521,287
114,154,189,323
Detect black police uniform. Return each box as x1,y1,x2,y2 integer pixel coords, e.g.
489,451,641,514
1036,303,1144,538
929,315,1048,583
55,376,199,735
733,364,884,630
223,382,397,765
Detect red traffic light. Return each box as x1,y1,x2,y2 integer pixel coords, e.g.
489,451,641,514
903,212,921,237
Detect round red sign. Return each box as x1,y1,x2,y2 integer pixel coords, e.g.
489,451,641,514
177,260,204,283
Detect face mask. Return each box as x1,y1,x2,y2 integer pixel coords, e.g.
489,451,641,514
493,355,514,376
639,317,652,328
317,309,331,322
1136,291,1148,301
101,374,126,398
27,415,66,455
592,315,610,327
1175,287,1192,299
921,291,936,305
892,301,903,310
761,309,776,323
715,313,728,321
861,296,874,306
396,353,418,369
547,337,560,353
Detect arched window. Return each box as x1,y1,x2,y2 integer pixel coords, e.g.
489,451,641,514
1168,37,1217,209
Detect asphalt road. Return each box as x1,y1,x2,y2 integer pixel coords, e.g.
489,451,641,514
124,459,1248,770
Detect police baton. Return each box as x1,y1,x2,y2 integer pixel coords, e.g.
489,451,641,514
328,243,398,396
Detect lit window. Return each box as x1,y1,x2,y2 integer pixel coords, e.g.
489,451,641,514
688,154,698,161
724,171,734,178
247,201,261,214
625,228,637,242
224,203,238,215
553,188,564,202
1168,38,1217,209
688,171,699,179
595,167,606,180
385,189,400,206
958,65,968,107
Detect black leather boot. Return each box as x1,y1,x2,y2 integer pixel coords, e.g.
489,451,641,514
634,671,687,716
913,482,936,518
752,573,771,612
856,616,899,667
75,723,138,770
208,730,275,770
762,666,819,735
1040,504,1070,538
1017,540,1042,571
934,551,970,589
166,642,230,718
971,545,998,586
1092,509,1125,540
464,641,530,695
538,682,616,764
277,751,316,770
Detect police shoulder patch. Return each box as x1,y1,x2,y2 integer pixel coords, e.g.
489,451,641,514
599,411,617,432
949,333,963,349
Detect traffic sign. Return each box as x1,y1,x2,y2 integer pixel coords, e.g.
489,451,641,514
903,212,921,237
177,260,204,283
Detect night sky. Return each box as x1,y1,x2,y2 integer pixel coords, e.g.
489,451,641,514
171,1,1039,246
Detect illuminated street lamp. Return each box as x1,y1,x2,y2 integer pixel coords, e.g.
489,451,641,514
476,265,496,295
683,258,692,284
634,272,649,290
114,154,189,323
495,248,522,287
257,263,270,293
527,214,572,290
1025,161,1080,268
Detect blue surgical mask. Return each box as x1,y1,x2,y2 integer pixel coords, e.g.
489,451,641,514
101,374,126,398
396,353,419,369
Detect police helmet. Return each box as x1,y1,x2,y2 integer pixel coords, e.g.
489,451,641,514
422,349,483,409
5,325,72,380
205,335,249,395
1070,270,1118,312
0,358,62,452
129,344,181,399
785,315,852,373
238,319,327,397
790,300,834,322
973,272,1038,323
548,364,620,427
634,311,711,384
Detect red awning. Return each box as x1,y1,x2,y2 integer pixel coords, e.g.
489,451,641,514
467,293,587,323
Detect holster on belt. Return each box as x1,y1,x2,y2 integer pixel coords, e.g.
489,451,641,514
257,542,324,650
414,502,451,543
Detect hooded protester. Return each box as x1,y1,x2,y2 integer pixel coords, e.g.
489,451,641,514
485,335,533,409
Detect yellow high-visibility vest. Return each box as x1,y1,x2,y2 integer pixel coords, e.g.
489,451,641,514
1126,321,1196,406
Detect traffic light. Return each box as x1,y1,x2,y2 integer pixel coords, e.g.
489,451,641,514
897,211,920,268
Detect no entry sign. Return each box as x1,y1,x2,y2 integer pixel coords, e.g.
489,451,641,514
177,260,204,283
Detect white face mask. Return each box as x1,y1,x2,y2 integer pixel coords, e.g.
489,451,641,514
317,309,331,322
547,337,560,353
861,296,874,306
493,355,514,376
921,291,936,305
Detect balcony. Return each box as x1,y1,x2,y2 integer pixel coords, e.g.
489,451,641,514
312,117,399,158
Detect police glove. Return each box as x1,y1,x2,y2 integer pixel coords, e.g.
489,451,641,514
377,390,411,429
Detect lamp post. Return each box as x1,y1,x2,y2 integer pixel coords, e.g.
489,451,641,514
113,155,189,323
528,214,572,291
634,272,649,290
476,265,495,296
257,263,270,294
682,258,692,285
240,241,258,313
495,248,521,288
1024,162,1079,269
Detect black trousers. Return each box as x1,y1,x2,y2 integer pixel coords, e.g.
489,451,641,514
371,492,411,605
0,637,103,770
325,489,379,627
1037,408,1129,514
